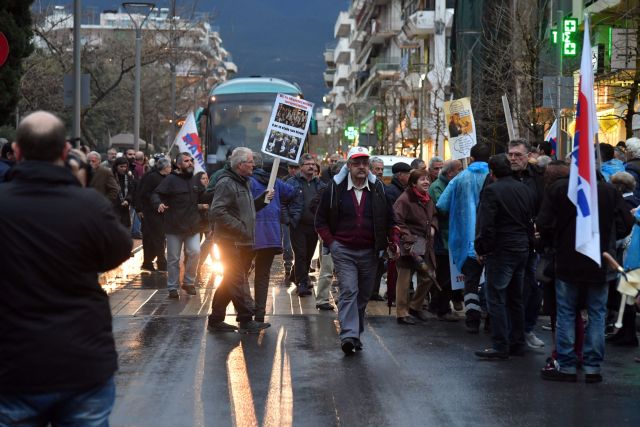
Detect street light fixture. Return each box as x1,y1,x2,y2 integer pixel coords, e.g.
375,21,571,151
122,2,155,152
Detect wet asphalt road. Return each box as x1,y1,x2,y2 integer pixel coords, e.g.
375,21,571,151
110,312,640,426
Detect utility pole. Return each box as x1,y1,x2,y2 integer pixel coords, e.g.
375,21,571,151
170,0,177,143
73,0,81,144
556,10,563,158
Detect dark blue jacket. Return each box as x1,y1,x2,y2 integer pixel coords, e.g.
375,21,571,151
285,173,326,228
250,169,296,250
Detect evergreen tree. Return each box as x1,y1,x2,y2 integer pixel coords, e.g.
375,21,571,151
0,1,34,127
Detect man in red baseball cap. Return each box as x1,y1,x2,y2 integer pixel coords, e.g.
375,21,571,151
315,146,395,355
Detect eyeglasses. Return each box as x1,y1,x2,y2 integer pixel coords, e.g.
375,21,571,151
349,159,369,166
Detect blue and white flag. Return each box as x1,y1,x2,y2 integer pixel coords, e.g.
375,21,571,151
568,15,600,265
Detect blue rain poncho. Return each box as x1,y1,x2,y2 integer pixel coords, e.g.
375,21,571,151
436,161,489,268
624,209,640,271
601,159,625,182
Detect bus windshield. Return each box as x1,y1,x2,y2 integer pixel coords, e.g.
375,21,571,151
207,93,276,159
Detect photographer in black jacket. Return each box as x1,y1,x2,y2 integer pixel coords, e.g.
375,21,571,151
0,111,132,425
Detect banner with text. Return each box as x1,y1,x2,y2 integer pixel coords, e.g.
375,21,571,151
261,93,314,163
444,97,477,160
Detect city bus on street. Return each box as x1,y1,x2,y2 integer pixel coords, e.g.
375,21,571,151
204,76,303,172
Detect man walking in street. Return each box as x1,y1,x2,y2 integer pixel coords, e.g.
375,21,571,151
152,152,212,298
0,111,132,425
136,157,172,271
474,154,536,359
429,159,463,320
281,162,302,286
508,138,546,348
87,150,119,203
537,167,632,382
316,147,393,355
208,147,273,334
288,153,327,296
436,143,490,333
369,156,386,302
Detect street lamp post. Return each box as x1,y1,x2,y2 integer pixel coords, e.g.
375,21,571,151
122,2,155,152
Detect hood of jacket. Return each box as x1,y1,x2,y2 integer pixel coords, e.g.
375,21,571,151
333,164,377,185
252,168,270,185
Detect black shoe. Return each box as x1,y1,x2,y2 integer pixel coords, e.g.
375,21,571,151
182,285,197,295
509,346,526,356
341,338,356,355
409,309,429,322
474,348,509,360
369,293,385,302
355,339,363,351
465,322,480,334
207,322,238,333
397,316,416,325
585,373,603,383
540,360,577,382
437,313,459,322
141,263,156,271
297,288,312,297
238,320,271,334
316,302,333,311
168,289,179,299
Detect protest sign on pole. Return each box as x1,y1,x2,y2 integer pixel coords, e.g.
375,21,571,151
261,93,314,202
444,97,477,160
173,111,205,174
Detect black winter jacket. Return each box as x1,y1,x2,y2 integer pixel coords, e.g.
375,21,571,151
537,177,633,285
0,161,132,392
475,176,536,256
135,168,166,214
384,177,405,205
151,171,212,235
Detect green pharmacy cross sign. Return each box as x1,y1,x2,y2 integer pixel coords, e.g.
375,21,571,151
551,18,578,57
344,126,358,141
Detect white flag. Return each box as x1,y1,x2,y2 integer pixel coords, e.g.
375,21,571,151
173,112,205,174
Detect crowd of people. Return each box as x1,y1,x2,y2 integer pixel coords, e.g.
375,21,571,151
2,110,640,424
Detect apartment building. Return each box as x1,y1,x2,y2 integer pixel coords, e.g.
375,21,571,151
323,0,455,160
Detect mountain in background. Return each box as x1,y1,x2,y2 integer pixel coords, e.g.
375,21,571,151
42,0,346,109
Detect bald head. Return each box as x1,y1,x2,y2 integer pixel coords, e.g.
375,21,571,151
15,111,67,162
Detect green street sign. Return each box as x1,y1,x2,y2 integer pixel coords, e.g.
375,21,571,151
551,18,578,57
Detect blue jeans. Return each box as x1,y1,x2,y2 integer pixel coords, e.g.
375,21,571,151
130,208,142,237
0,376,115,427
166,233,200,291
485,250,528,352
555,279,608,375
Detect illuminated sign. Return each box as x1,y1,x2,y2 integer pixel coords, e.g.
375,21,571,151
551,18,578,57
344,126,358,140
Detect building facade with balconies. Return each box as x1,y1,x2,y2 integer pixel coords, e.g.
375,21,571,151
323,0,454,160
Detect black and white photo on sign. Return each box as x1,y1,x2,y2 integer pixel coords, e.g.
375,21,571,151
261,93,314,164
264,130,302,160
274,103,309,130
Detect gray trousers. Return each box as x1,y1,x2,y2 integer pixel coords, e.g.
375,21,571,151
316,249,333,305
330,241,377,340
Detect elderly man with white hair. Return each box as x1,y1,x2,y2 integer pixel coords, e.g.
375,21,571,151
208,147,273,334
87,150,119,203
624,137,640,198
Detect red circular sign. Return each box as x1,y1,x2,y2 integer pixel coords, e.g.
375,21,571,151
0,32,9,67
